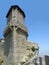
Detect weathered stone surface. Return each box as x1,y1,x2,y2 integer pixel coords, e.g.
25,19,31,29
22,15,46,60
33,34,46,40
0,5,39,65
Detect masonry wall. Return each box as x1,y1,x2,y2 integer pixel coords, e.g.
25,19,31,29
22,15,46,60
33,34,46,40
4,30,15,65
0,39,4,59
45,56,49,65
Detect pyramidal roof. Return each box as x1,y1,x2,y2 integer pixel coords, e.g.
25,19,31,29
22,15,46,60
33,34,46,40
6,5,25,18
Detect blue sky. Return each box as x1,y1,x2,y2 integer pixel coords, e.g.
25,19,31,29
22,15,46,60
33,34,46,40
0,0,49,56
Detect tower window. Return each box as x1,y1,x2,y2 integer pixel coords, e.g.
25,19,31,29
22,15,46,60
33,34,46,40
13,7,16,10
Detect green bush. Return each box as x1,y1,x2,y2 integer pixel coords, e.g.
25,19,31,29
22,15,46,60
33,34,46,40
31,46,35,52
0,59,3,65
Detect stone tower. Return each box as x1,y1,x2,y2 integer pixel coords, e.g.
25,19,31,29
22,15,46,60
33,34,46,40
3,5,39,65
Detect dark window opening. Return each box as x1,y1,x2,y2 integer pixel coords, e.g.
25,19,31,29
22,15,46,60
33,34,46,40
13,7,16,10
